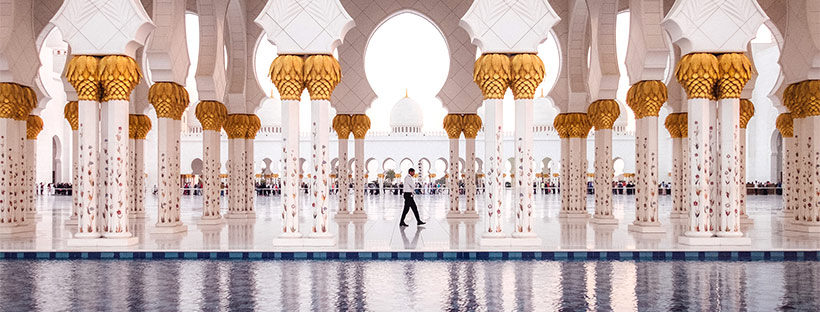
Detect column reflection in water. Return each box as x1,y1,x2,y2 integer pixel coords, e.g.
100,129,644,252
610,261,638,311
310,261,331,311
482,261,504,311
200,261,222,310
513,261,534,311
560,262,588,311
595,261,613,311
228,262,256,311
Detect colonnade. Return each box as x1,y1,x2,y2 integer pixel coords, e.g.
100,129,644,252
781,80,820,232
553,113,591,218
332,113,370,220
443,113,481,219
128,114,151,219
0,83,37,233
224,113,260,219
587,100,619,224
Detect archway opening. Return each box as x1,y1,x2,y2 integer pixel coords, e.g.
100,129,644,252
52,136,62,183
363,12,450,132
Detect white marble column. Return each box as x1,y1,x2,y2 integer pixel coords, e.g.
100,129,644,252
99,99,131,238
666,113,684,218
679,115,691,219
777,113,796,216
245,114,260,218
556,115,571,215
65,101,80,224
24,116,41,217
149,82,188,234
685,97,714,237
195,101,227,224
0,83,29,232
225,114,247,219
310,99,331,237
588,100,619,224
627,81,666,233
444,114,462,217
0,116,16,229
351,114,370,218
462,114,480,217
738,99,754,223
76,98,101,237
792,81,820,230
333,115,351,214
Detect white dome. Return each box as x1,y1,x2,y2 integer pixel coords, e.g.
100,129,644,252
533,97,558,127
390,95,423,130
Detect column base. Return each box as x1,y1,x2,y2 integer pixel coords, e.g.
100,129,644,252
787,221,820,233
336,211,367,221
0,223,34,234
197,217,223,225
510,232,542,246
446,211,478,219
678,235,751,246
478,233,510,247
305,232,336,246
740,213,754,224
272,233,304,246
150,224,188,234
669,212,688,220
224,212,251,219
628,222,666,234
26,212,40,220
590,215,618,225
67,236,139,247
128,212,146,219
559,211,590,219
461,211,480,219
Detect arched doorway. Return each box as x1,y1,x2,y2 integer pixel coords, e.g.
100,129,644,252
771,130,783,182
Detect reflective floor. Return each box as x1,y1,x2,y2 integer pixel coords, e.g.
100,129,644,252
1,259,819,311
2,192,817,251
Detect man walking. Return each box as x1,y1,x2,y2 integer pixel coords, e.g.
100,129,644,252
400,168,425,227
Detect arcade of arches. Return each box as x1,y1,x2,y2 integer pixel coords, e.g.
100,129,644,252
0,0,817,248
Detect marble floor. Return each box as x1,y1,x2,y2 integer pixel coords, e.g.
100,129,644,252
0,192,815,251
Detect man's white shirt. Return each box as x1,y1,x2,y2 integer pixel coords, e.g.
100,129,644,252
403,175,414,193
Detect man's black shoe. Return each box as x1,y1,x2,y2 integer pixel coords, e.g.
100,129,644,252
417,221,426,226
400,223,409,227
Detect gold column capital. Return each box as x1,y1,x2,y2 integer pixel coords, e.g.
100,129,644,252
332,114,352,139
677,113,688,138
796,80,820,117
64,101,79,130
13,85,36,121
587,99,620,130
66,55,100,101
134,114,152,139
26,115,43,140
462,114,482,139
627,80,667,119
564,112,592,138
0,83,22,119
664,113,683,138
675,53,719,99
99,55,142,102
128,114,139,139
195,100,228,131
149,82,189,120
351,114,370,139
474,53,510,100
246,114,261,139
553,114,569,138
270,55,305,101
716,53,753,99
443,114,463,139
776,113,793,138
225,114,249,139
510,53,544,100
739,99,755,129
304,54,341,101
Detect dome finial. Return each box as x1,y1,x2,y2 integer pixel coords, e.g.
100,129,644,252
540,88,544,98
405,88,409,98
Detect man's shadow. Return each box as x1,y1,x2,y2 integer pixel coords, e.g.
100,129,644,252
400,226,424,249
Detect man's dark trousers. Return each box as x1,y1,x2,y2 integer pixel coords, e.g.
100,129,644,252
400,192,421,223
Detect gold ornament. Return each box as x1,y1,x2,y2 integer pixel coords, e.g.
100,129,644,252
564,113,592,138
149,82,188,120
716,53,753,99
739,99,755,128
332,114,352,139
135,115,152,139
128,114,140,139
195,101,228,131
66,55,101,101
664,113,682,138
26,115,43,140
0,83,21,119
587,99,620,130
776,113,793,138
351,114,370,139
799,80,820,117
225,114,249,139
627,80,667,118
16,86,37,120
677,113,688,138
304,55,341,100
783,83,800,116
443,114,463,139
675,53,718,99
510,54,544,100
64,101,79,130
246,114,261,139
474,54,510,99
553,114,569,138
270,55,305,101
99,55,142,102
462,114,482,139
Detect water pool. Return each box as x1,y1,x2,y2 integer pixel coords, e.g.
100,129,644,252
0,260,817,311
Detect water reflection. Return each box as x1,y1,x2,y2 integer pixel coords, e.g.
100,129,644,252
2,260,820,310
